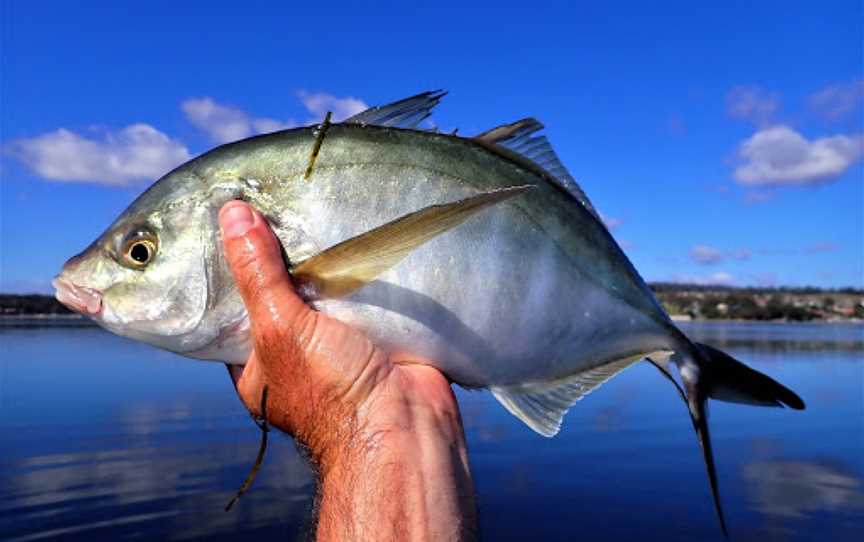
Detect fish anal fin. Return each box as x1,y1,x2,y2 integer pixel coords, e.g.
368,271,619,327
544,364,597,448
646,350,673,366
293,185,531,299
491,351,668,437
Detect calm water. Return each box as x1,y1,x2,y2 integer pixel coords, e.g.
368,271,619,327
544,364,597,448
1,322,862,541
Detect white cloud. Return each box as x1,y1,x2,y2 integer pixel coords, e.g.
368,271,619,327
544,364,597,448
9,90,369,185
690,245,751,265
181,98,295,143
670,272,736,286
690,245,724,264
252,117,293,134
726,85,781,125
181,98,253,143
707,272,735,285
182,92,367,143
733,125,863,186
9,124,190,185
297,91,368,122
808,80,864,122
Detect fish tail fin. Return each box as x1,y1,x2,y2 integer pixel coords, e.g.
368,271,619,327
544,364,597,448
665,340,806,538
692,342,805,410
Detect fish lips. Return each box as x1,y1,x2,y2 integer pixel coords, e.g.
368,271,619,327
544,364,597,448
52,276,103,316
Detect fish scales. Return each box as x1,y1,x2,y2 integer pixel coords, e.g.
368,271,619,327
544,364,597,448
54,92,805,534
176,124,676,385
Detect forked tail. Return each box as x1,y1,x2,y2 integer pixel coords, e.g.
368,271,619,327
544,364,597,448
653,340,805,537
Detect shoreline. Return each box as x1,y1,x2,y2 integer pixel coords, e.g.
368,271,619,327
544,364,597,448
670,315,863,325
1,314,861,327
0,314,97,327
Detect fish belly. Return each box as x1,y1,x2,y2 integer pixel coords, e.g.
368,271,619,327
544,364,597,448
290,167,672,387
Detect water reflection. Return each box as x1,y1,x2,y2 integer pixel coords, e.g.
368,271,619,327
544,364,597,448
743,459,864,520
679,322,864,353
1,322,862,540
1,434,314,541
0,336,315,542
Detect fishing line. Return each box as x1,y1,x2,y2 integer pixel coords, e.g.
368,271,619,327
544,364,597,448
304,111,333,181
225,386,270,511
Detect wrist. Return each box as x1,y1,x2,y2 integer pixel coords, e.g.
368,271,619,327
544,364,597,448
318,394,468,479
312,363,467,473
314,385,476,541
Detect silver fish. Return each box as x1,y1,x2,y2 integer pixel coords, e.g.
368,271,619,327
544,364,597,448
54,91,804,534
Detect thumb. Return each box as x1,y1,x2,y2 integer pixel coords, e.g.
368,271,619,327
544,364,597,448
218,200,310,328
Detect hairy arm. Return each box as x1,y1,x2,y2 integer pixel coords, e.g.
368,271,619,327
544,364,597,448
220,201,477,541
315,370,475,540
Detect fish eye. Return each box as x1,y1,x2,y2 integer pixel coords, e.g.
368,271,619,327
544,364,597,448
121,230,158,269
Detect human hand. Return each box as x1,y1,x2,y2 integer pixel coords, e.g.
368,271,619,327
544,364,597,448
219,201,477,541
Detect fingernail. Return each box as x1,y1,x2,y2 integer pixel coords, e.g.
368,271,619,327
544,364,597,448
220,201,255,239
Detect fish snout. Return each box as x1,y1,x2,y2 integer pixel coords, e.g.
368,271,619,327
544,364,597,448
60,243,101,275
52,276,103,316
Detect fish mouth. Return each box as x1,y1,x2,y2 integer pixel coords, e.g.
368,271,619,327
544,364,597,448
52,276,103,316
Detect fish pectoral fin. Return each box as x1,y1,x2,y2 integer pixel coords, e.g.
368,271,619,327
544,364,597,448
292,185,532,299
491,351,669,437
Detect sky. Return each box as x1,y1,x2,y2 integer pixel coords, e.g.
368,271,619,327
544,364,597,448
1,0,862,293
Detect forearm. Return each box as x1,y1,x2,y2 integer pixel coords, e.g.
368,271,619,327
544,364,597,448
314,402,477,541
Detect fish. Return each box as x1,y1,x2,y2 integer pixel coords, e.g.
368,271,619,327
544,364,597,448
53,91,805,534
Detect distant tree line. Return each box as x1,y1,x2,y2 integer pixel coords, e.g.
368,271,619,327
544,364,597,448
650,283,864,321
0,295,72,315
1,284,863,320
649,282,863,296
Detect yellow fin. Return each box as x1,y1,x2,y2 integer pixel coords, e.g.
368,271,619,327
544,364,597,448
293,185,532,299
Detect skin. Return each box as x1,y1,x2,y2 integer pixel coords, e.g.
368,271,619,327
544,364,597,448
219,200,477,541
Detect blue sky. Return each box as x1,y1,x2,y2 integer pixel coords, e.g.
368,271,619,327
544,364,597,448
1,0,862,293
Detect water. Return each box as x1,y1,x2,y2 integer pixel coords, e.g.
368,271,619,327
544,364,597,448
1,322,862,541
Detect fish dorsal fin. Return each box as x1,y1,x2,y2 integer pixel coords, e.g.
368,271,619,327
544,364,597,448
491,351,669,437
475,118,600,220
293,185,531,299
344,90,446,130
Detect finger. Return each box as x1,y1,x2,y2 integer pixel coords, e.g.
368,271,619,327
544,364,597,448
224,360,265,417
219,200,310,328
225,363,245,388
